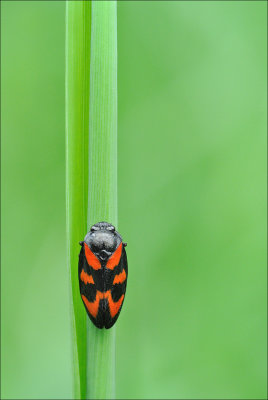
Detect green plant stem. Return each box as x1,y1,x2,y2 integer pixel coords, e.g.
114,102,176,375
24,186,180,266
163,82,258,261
66,1,91,399
66,1,117,398
86,2,117,399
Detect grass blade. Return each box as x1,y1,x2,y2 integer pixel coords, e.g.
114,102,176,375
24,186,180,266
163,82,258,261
86,2,117,399
66,1,117,398
65,1,91,398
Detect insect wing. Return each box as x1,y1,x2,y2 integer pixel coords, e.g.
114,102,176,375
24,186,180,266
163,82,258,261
78,244,104,328
105,245,128,329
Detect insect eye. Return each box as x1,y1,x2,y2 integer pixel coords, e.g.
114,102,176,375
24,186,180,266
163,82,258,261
91,226,99,232
107,225,115,232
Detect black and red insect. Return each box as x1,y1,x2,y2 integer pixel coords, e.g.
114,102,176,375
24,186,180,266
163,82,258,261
78,222,128,329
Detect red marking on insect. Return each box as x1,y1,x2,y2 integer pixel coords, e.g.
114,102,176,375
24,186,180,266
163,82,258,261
106,291,125,318
82,294,100,318
113,269,126,285
106,243,122,270
80,269,94,285
84,243,101,270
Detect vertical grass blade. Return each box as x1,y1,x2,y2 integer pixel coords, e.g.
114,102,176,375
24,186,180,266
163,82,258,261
86,2,117,399
66,2,91,398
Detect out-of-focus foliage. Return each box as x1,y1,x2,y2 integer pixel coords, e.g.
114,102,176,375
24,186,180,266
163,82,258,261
1,1,266,399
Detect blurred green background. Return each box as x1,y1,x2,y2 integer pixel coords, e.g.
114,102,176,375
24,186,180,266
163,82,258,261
1,1,267,399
